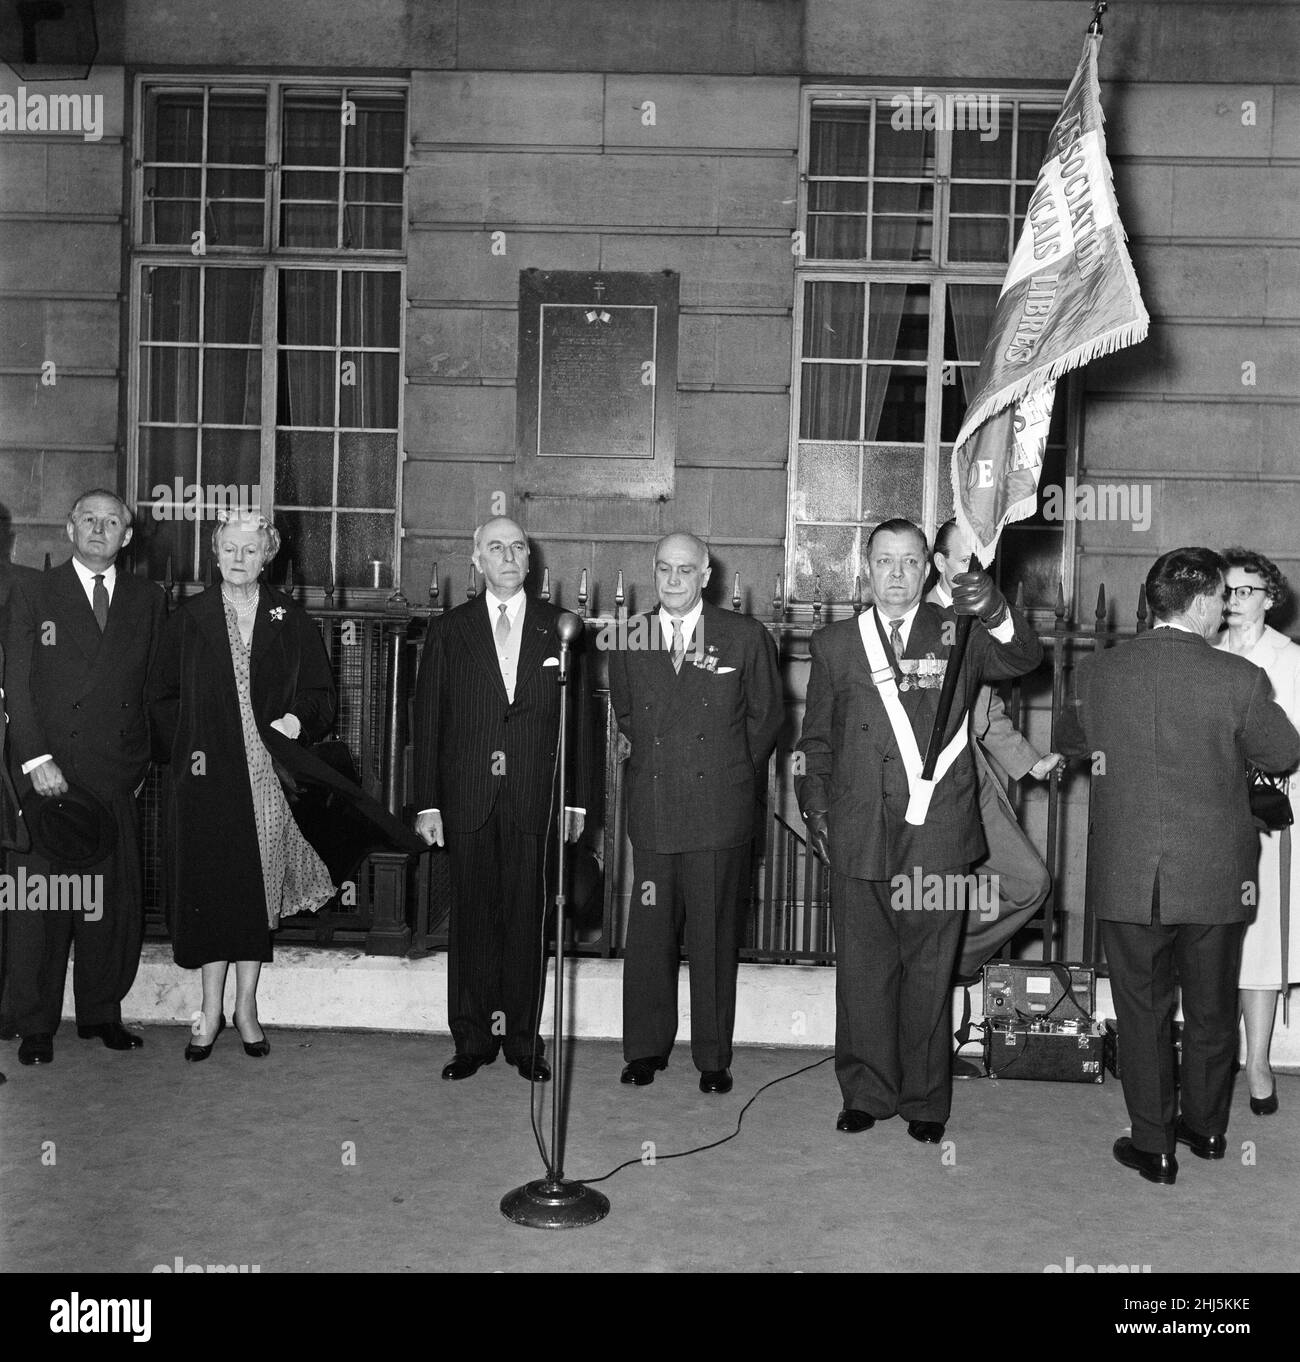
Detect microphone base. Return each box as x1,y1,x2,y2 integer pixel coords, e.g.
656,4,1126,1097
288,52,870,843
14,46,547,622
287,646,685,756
500,1177,610,1230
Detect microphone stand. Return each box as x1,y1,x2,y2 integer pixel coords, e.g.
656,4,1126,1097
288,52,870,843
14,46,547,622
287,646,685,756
500,620,610,1229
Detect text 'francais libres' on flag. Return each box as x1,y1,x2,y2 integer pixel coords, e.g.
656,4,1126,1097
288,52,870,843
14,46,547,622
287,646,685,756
952,33,1149,568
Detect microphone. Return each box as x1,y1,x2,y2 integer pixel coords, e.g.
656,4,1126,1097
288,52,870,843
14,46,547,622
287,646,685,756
556,611,582,681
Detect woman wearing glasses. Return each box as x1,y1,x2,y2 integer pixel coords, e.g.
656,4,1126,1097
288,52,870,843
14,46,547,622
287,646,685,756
1215,548,1300,1115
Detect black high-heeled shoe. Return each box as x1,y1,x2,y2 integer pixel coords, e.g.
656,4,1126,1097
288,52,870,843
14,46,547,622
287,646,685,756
1250,1084,1278,1116
184,1014,225,1062
235,1013,270,1059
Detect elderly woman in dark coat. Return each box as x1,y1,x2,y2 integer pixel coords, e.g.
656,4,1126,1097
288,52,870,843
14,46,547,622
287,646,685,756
148,512,335,1060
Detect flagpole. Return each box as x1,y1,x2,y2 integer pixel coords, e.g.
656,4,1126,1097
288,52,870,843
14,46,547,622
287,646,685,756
921,615,971,780
1088,2,1107,36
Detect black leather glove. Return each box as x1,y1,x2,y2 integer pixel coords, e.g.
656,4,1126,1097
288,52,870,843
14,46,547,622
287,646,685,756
951,569,1008,626
804,810,831,865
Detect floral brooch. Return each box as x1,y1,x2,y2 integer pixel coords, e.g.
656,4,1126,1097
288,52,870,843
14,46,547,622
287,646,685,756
269,606,287,622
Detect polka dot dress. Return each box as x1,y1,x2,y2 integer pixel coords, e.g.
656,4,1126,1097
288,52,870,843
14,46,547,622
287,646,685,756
225,602,335,925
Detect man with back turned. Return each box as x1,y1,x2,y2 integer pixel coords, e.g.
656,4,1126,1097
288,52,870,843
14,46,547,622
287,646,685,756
1057,547,1299,1185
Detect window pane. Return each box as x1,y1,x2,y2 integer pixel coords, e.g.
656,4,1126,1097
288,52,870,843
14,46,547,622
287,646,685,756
207,167,264,200
802,281,864,360
873,121,932,178
952,126,1010,180
144,165,201,200
146,91,203,162
807,180,869,214
282,204,340,248
145,201,201,245
1015,108,1056,181
138,427,198,500
283,169,338,201
201,428,261,492
337,433,397,508
136,516,196,583
278,351,336,427
860,446,925,526
795,442,858,521
335,512,395,588
140,346,198,423
341,272,402,348
283,95,341,166
871,216,931,262
809,107,872,177
808,214,868,260
936,446,956,525
345,98,405,169
207,93,266,164
279,271,337,345
204,269,262,344
339,352,399,429
209,201,265,248
343,204,402,250
793,523,858,603
951,183,1008,214
276,430,335,505
277,510,333,585
948,216,1010,263
202,349,261,424
800,365,861,441
865,367,926,442
142,268,199,342
867,284,928,362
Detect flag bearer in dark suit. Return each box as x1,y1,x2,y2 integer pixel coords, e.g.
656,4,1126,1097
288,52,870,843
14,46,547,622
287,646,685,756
607,532,782,1094
1057,547,1299,1185
796,519,1041,1142
413,517,592,1082
4,490,166,1065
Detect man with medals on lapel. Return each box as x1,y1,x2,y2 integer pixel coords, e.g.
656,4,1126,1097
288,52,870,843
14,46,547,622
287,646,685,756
795,518,1041,1143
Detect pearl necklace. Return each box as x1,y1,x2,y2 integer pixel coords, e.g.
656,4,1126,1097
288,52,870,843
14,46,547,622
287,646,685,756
222,588,259,616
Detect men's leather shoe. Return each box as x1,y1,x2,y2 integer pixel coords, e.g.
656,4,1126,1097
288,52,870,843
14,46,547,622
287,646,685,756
907,1120,946,1144
514,1057,551,1082
835,1108,876,1133
699,1068,732,1094
1175,1118,1225,1160
441,1053,493,1081
18,1034,54,1066
77,1021,144,1051
620,1057,667,1086
1113,1136,1177,1185
952,1055,982,1079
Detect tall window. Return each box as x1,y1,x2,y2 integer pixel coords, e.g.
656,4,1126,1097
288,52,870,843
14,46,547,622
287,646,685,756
791,89,1074,609
131,79,407,588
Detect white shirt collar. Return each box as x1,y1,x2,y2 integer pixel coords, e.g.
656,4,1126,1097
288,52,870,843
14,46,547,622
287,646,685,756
930,582,953,608
659,599,704,644
71,556,116,593
875,600,922,645
485,588,526,624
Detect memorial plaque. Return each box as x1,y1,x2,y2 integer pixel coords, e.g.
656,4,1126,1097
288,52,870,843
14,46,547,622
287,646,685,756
516,270,678,499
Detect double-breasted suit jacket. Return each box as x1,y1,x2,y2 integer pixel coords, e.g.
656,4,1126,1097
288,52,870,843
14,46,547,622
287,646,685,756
796,601,1042,880
4,559,165,1034
608,603,783,855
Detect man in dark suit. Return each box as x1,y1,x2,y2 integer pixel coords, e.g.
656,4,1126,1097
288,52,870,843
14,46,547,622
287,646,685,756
413,516,592,1082
1057,547,1299,1185
797,518,1041,1142
4,489,166,1065
607,532,782,1094
927,519,1060,1074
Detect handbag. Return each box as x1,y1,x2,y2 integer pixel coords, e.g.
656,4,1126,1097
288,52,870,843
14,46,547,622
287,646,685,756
1247,765,1293,832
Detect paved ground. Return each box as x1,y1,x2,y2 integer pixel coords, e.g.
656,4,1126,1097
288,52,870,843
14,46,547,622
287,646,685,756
1,1029,1296,1273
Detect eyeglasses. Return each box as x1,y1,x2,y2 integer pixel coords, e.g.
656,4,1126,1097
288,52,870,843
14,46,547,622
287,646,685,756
1224,585,1269,601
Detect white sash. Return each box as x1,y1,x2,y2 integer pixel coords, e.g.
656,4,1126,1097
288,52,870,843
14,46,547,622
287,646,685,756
859,609,969,826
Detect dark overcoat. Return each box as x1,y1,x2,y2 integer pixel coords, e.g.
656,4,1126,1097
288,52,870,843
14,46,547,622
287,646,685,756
1056,627,1300,924
147,584,336,966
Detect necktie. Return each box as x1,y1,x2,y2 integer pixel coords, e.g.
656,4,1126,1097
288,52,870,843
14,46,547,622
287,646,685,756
495,602,511,648
92,574,109,633
889,618,904,661
670,618,685,674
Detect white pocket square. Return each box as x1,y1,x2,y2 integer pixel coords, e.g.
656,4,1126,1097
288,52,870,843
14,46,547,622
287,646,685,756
542,657,560,667
716,665,736,674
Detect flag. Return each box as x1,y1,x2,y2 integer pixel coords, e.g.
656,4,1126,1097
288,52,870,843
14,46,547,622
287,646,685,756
951,33,1149,568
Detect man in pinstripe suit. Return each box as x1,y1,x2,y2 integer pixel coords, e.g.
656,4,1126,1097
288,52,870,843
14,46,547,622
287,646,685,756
413,517,592,1082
